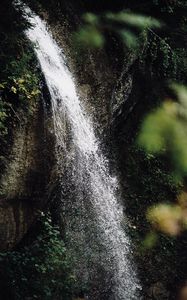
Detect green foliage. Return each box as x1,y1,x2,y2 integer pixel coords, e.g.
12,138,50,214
73,0,187,81
75,11,161,49
139,32,178,79
138,85,187,181
0,100,9,136
147,203,182,236
0,1,40,138
105,11,161,29
2,48,40,98
0,213,76,300
75,25,104,49
138,85,187,238
0,0,29,72
124,146,179,215
0,52,40,137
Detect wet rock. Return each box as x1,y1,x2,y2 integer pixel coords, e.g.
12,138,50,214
0,100,55,250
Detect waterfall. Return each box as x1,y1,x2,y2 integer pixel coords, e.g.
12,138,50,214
23,5,141,299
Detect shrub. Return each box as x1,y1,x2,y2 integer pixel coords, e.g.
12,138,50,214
0,213,76,300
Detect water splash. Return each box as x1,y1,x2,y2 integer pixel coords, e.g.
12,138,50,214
24,5,141,299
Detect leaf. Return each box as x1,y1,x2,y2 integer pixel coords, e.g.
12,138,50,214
83,13,99,25
18,78,25,84
75,26,105,48
106,12,161,30
119,29,137,48
0,83,5,89
147,204,182,236
11,86,17,94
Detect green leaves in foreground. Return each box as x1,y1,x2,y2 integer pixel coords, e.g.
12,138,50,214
138,85,187,238
75,11,161,49
146,191,187,237
138,85,187,181
105,11,161,30
74,26,105,48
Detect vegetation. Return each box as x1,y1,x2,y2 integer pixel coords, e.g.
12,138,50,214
70,0,187,295
138,85,187,237
1,0,187,299
73,0,187,241
0,213,76,300
0,0,41,181
75,12,161,49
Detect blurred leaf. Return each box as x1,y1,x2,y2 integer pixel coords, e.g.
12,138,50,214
147,204,182,236
172,84,187,109
75,11,161,49
105,12,161,30
83,13,99,25
74,26,104,48
11,86,17,94
138,89,187,180
119,29,137,48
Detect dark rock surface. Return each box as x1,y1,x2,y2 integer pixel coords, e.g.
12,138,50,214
0,99,55,250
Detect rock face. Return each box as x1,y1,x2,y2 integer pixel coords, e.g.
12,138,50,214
0,100,55,250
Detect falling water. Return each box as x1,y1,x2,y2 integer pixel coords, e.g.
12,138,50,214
23,5,141,299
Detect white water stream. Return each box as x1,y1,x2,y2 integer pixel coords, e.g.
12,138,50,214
23,5,141,299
